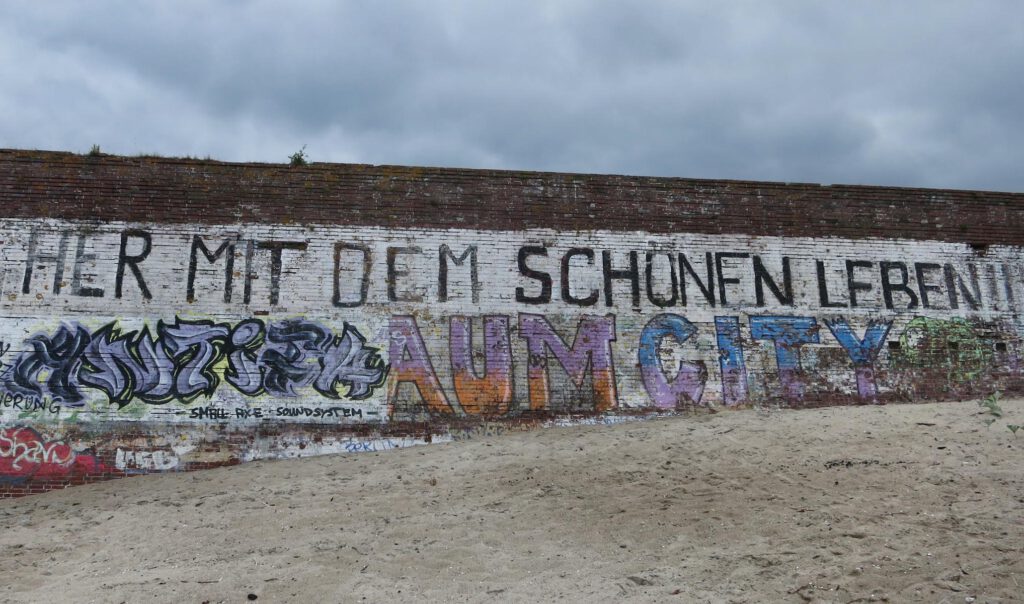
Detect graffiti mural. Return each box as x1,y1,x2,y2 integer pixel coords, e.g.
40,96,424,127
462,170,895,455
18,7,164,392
0,318,389,408
2,216,1023,494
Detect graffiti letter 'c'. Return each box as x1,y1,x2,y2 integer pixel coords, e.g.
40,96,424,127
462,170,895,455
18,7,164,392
638,314,707,408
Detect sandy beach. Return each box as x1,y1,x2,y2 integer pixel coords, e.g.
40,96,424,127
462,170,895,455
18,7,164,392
1,399,1021,603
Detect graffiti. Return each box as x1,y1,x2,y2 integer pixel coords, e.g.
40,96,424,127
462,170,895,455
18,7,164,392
0,318,389,408
389,315,454,413
638,314,707,408
1,324,90,406
115,448,179,472
389,314,619,415
0,426,104,484
342,439,404,453
188,406,231,419
449,423,508,441
519,314,618,412
891,317,998,386
387,312,977,416
234,407,265,419
450,315,513,415
0,392,62,414
750,316,820,400
715,317,749,405
275,406,364,418
824,318,891,400
6,217,1024,498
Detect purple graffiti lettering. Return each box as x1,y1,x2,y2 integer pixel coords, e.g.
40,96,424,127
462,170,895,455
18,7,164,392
518,314,617,412
0,323,90,406
388,316,452,413
159,319,231,400
79,324,176,406
259,319,331,397
824,318,892,401
225,320,265,396
750,316,819,400
132,327,177,402
714,317,748,406
314,324,389,400
449,315,513,416
2,317,388,407
638,314,707,408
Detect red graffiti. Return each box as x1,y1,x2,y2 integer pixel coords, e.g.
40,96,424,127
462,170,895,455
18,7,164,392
0,427,104,484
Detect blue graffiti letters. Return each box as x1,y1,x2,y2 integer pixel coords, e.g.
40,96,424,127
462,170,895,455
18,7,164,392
824,318,891,366
0,317,388,407
2,324,91,405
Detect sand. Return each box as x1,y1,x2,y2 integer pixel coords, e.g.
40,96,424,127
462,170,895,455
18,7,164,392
1,399,1022,603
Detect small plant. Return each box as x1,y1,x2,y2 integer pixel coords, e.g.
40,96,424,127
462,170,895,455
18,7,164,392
288,145,308,167
978,391,1003,428
980,391,1003,416
1008,424,1020,436
88,144,102,157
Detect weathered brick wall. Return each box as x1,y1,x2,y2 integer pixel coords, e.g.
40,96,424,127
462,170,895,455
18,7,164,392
1,149,1022,496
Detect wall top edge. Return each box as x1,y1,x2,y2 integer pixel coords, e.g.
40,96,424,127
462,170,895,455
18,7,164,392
2,148,1022,246
5,148,1024,195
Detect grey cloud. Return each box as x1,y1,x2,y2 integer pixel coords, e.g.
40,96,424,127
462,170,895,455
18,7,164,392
1,1,1023,191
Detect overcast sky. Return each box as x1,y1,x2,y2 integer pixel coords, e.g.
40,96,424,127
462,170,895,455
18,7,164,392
1,2,1022,191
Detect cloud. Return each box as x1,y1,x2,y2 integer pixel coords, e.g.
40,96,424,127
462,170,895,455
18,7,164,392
1,1,1022,191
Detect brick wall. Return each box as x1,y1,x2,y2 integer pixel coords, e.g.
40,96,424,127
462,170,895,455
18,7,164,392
1,149,1022,496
